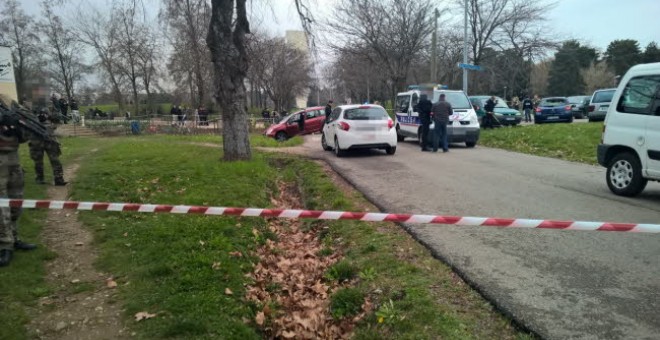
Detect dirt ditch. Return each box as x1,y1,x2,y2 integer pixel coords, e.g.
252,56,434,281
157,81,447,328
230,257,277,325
246,179,371,339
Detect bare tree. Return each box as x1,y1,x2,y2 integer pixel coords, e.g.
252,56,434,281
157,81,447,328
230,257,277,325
76,6,126,111
582,61,615,94
39,0,86,102
326,0,434,104
463,0,554,64
247,34,311,110
207,0,251,161
530,59,550,96
162,0,211,107
115,1,148,115
137,30,160,111
0,0,41,101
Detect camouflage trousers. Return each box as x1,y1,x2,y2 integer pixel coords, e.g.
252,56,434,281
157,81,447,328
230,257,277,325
0,153,24,250
29,140,64,181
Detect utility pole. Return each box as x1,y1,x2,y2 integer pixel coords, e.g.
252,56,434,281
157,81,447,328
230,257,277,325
463,0,468,94
431,9,439,82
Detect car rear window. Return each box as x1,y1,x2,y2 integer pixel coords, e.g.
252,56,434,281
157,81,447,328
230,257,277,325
592,90,615,103
567,96,586,104
540,98,567,106
343,107,388,120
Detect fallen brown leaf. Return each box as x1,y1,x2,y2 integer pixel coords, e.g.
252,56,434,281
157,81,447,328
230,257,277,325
229,251,243,258
134,311,156,321
255,311,265,326
225,288,233,295
106,278,118,289
282,330,296,338
211,262,221,270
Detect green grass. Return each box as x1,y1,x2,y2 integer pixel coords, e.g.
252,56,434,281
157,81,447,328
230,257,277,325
0,137,96,340
479,122,603,164
2,136,529,339
137,134,304,148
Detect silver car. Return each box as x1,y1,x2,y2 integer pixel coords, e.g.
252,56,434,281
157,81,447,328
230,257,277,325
587,88,616,122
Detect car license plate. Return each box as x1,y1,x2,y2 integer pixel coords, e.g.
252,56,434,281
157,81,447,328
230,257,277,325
548,116,558,120
599,106,609,112
506,117,515,121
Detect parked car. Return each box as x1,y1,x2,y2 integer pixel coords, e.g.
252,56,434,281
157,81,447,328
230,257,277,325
567,95,590,119
597,62,660,196
587,88,616,122
534,97,574,124
322,104,397,157
264,106,325,141
469,95,522,126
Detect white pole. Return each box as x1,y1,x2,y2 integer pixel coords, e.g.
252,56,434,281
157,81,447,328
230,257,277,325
463,0,468,94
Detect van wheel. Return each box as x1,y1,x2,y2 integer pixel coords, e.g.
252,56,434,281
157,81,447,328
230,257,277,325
385,146,396,155
321,133,332,151
334,138,345,157
606,152,647,196
396,125,405,142
275,131,287,141
466,141,476,148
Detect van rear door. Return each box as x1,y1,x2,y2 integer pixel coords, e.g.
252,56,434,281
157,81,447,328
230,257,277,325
647,86,660,178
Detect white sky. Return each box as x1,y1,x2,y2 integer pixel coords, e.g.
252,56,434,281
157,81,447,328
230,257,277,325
21,0,660,52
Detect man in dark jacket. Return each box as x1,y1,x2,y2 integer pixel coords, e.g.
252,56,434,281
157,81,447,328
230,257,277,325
324,100,333,123
297,112,306,134
483,96,496,129
417,94,433,151
522,96,534,122
431,93,453,153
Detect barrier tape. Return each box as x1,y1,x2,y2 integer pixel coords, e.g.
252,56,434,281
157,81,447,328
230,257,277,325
2,199,659,233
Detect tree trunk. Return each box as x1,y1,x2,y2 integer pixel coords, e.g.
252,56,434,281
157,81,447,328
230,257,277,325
207,0,251,161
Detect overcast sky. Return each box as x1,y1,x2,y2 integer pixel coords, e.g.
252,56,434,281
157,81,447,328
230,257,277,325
21,0,660,54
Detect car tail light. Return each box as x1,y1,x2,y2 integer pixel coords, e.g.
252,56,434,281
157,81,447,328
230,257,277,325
588,105,595,112
387,119,394,129
339,122,350,131
358,105,370,109
601,124,605,144
535,107,541,113
565,105,572,111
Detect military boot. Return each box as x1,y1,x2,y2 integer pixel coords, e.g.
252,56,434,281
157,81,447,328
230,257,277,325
14,240,37,251
0,249,13,267
54,177,68,186
35,164,46,184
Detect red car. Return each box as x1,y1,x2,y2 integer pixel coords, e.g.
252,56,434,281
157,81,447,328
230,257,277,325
264,106,326,141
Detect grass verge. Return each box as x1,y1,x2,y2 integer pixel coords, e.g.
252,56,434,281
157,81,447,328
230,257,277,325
141,133,304,148
3,136,530,339
479,122,603,165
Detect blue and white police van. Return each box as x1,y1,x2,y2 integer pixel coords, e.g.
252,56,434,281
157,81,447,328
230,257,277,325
394,84,480,147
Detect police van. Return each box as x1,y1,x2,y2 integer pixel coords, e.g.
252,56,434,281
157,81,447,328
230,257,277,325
394,85,480,147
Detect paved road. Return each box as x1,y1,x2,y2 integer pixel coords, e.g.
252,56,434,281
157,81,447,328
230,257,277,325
298,134,660,340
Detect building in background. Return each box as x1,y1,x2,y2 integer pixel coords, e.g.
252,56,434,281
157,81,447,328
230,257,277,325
285,30,310,109
0,46,18,103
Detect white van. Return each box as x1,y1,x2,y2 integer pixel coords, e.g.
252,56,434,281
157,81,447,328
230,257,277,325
395,86,480,147
597,62,660,196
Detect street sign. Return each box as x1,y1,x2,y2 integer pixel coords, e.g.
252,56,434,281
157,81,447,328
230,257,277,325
457,63,483,71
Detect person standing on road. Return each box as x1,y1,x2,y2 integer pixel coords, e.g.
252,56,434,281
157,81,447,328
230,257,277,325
431,93,452,153
324,100,333,123
483,96,496,129
298,111,306,134
417,94,433,152
522,96,534,123
0,98,37,267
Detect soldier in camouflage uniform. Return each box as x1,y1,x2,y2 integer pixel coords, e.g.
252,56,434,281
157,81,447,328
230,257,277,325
29,108,67,186
0,97,36,267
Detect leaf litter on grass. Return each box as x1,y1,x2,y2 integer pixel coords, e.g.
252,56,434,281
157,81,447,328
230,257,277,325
246,181,371,339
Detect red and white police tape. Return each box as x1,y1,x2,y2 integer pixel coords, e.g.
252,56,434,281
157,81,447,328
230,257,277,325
2,198,659,233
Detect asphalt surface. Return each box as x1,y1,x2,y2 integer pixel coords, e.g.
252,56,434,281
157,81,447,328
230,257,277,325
298,133,660,340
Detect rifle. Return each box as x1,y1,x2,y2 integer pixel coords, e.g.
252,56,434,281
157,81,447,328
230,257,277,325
0,102,60,146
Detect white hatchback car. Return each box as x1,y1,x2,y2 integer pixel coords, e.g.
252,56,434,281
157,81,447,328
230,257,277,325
321,104,397,157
